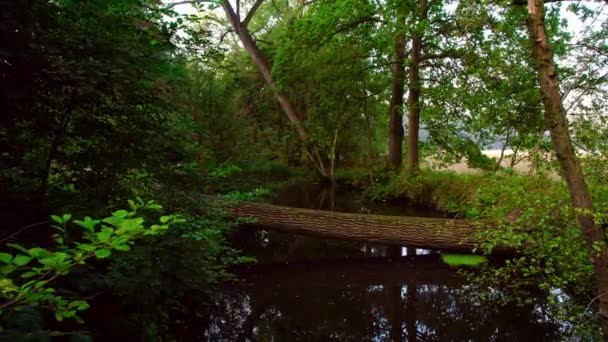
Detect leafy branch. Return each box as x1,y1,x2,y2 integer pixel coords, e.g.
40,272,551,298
0,198,184,323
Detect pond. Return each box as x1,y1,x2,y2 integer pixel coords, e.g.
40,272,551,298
204,183,560,341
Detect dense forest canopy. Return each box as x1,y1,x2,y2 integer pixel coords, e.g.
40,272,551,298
1,0,608,339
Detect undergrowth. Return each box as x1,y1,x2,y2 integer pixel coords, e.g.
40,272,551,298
366,168,601,339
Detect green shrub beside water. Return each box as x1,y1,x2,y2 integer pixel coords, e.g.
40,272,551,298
367,168,602,336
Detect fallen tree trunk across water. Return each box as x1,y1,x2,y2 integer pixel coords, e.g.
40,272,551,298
219,199,513,254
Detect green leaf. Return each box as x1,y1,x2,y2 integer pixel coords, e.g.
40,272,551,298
34,280,48,289
128,200,137,211
51,215,63,224
63,310,76,318
7,243,29,254
38,257,55,267
148,224,169,234
112,210,129,219
114,245,131,251
53,234,64,245
0,253,13,264
13,255,32,266
62,214,72,222
160,215,172,224
0,278,18,292
111,236,130,247
146,200,162,209
115,218,144,233
21,271,39,278
74,217,101,231
77,244,96,252
73,301,89,311
39,252,69,267
28,248,49,258
102,216,120,227
96,227,114,243
95,249,112,259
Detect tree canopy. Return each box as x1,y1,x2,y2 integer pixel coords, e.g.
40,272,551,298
2,0,608,339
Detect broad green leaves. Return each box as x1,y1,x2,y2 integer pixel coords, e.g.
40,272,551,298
95,249,112,259
0,253,12,264
74,217,100,231
0,199,183,325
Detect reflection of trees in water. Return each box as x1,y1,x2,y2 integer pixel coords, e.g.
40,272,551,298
207,283,383,341
232,228,407,263
205,269,559,341
271,183,444,217
398,284,558,341
219,186,559,340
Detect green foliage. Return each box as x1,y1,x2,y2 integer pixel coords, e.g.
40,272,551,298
1,0,223,209
209,164,243,180
222,187,272,201
205,159,314,196
100,203,253,340
367,169,476,214
0,199,182,325
368,169,600,333
2,0,607,338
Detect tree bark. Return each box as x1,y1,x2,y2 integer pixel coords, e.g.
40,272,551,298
387,5,407,169
526,0,608,336
406,0,428,175
221,0,330,178
362,76,375,186
221,199,513,253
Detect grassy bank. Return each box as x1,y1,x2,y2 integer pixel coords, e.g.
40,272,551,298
360,168,601,337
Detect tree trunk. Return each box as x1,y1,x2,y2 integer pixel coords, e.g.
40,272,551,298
388,284,404,342
405,283,418,342
221,0,330,178
406,0,428,175
526,0,608,336
220,199,513,253
387,5,407,169
362,77,375,186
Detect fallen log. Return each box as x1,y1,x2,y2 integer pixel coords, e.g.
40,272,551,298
218,199,512,254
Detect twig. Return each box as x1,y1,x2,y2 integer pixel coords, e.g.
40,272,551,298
0,221,49,244
570,291,608,338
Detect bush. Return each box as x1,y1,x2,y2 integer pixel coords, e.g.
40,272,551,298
366,169,599,335
0,199,182,326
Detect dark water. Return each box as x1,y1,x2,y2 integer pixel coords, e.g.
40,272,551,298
205,183,560,341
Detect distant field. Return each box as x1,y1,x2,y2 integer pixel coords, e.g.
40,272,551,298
423,149,535,174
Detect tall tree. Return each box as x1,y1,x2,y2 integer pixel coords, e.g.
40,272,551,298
219,0,331,178
405,0,428,174
525,0,608,336
387,2,407,170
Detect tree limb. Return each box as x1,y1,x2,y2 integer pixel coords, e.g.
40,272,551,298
165,0,215,9
242,0,266,28
422,49,464,61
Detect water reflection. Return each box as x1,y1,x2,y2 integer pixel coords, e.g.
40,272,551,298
206,252,558,341
271,182,444,218
211,184,559,341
